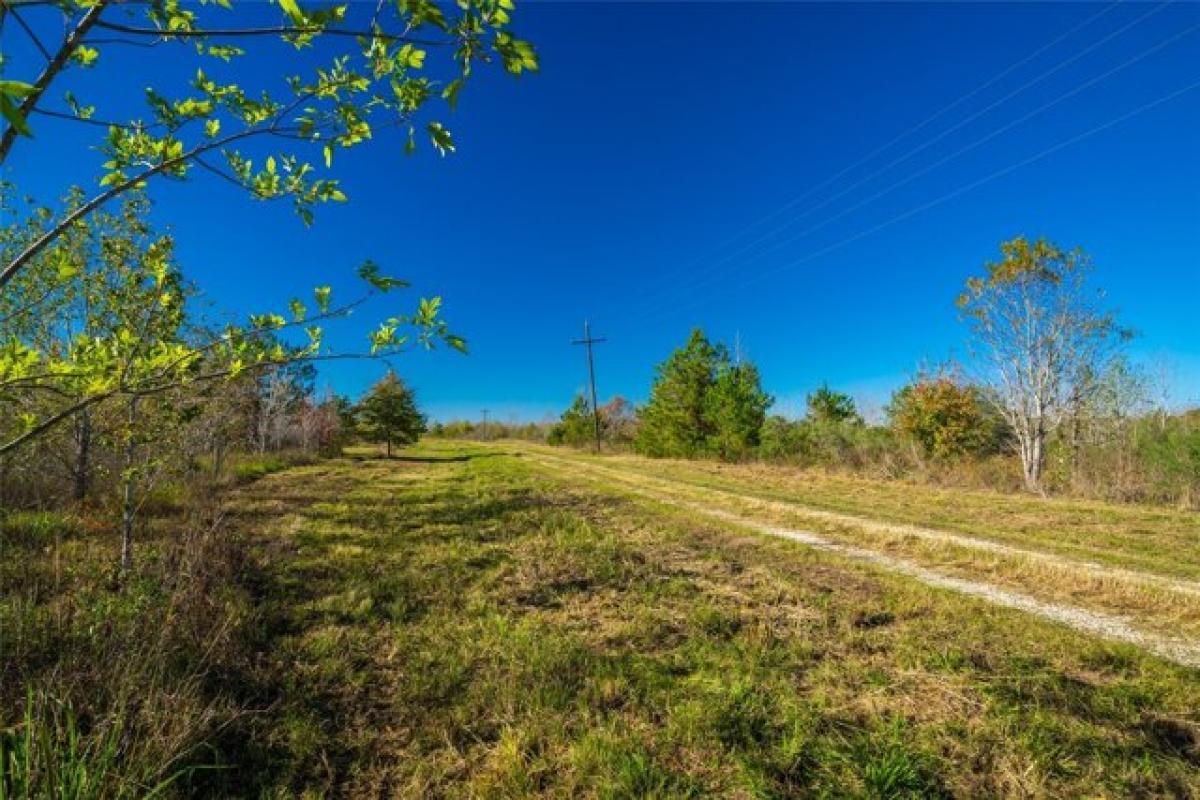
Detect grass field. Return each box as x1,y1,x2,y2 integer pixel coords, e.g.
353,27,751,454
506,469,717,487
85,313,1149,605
213,441,1200,797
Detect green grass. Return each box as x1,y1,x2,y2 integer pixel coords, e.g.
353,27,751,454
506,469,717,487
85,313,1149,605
211,442,1200,797
536,446,1200,579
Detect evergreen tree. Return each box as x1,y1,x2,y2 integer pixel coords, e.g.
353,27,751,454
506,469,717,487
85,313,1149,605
548,394,595,447
806,385,862,425
707,362,773,461
636,329,724,458
636,329,772,460
357,372,426,457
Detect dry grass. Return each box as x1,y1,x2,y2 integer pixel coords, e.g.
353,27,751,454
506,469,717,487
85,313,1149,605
209,443,1200,797
530,445,1200,578
526,451,1200,643
8,442,1199,797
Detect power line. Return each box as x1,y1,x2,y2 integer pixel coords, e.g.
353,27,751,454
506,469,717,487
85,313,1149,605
571,320,606,454
635,2,1122,305
625,0,1165,322
647,73,1200,326
629,14,1200,319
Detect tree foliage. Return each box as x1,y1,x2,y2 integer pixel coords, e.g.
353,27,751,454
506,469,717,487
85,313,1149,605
547,394,594,448
806,385,861,426
888,371,1004,460
959,236,1128,492
356,371,425,456
635,329,771,461
0,0,537,459
547,394,638,449
0,186,456,458
707,360,772,461
0,0,537,291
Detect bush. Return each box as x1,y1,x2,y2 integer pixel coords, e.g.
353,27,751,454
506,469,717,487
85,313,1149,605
0,511,81,549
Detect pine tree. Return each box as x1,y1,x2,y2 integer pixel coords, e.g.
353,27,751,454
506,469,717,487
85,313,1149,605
548,394,594,447
635,329,772,460
635,329,723,458
357,372,426,457
708,362,773,461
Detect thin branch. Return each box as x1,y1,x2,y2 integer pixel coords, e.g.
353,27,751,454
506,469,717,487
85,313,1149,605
30,106,139,130
0,392,111,456
1,0,53,61
192,154,259,195
0,0,111,163
78,35,162,48
0,125,277,292
92,19,452,46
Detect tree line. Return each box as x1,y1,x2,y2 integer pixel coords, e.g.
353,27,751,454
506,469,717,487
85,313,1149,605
536,237,1199,507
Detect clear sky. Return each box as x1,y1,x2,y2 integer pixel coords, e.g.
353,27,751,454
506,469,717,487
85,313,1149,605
5,1,1199,422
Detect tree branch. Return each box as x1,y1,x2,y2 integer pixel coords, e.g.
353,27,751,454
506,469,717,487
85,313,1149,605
91,19,451,46
0,125,275,293
0,0,110,164
1,0,53,62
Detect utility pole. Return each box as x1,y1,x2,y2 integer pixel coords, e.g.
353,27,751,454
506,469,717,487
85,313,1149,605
571,320,606,454
480,409,489,441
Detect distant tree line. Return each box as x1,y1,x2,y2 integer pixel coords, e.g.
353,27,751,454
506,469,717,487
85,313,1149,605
528,237,1200,508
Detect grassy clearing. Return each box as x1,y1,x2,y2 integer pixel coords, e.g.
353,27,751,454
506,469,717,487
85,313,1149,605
524,450,1200,645
531,446,1200,580
212,442,1200,797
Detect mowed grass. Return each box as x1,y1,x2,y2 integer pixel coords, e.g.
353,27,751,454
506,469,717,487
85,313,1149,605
222,442,1200,798
529,447,1200,581
521,451,1200,645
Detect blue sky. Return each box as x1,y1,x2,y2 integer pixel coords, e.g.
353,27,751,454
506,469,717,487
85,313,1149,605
5,1,1199,422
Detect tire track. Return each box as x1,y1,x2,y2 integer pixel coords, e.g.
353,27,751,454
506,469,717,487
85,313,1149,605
527,452,1200,669
532,452,1200,599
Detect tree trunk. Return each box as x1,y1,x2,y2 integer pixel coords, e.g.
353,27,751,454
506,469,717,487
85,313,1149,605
72,407,92,502
1020,426,1046,495
386,431,392,458
120,397,139,574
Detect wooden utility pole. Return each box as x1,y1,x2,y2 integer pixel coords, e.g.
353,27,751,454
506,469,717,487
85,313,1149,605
480,409,490,441
571,321,606,453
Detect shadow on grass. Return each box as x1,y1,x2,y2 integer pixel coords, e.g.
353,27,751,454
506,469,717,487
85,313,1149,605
187,459,543,796
385,452,512,464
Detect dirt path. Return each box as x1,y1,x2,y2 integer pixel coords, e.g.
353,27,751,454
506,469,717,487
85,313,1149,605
531,451,1200,599
528,452,1200,669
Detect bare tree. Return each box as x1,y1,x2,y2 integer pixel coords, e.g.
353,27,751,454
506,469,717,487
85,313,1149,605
958,236,1128,493
254,369,294,454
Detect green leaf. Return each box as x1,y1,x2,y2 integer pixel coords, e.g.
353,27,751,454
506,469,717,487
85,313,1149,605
427,122,454,156
0,80,36,99
277,0,307,25
72,46,100,67
442,78,464,111
0,94,32,138
314,285,332,313
358,260,410,292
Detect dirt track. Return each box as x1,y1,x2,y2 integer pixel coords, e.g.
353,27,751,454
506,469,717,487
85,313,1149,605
528,451,1200,669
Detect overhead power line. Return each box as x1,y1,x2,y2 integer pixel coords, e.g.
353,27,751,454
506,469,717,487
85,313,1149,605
625,0,1171,324
635,1,1124,305
642,73,1200,327
631,15,1200,315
